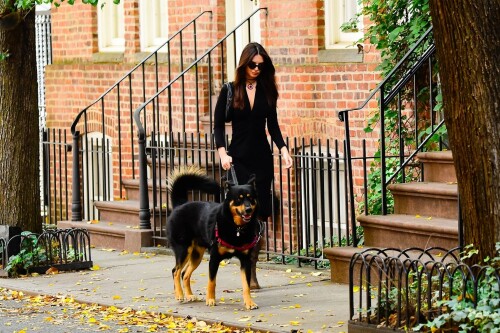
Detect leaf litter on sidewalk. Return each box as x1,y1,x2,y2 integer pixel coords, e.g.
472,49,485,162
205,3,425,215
0,287,267,333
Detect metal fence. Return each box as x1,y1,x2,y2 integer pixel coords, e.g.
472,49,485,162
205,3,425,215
41,128,357,268
0,228,92,277
349,246,500,331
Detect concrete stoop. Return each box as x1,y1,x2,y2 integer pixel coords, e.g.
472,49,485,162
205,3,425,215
58,220,153,252
324,150,459,284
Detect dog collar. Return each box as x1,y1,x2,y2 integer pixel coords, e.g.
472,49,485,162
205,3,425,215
215,226,261,251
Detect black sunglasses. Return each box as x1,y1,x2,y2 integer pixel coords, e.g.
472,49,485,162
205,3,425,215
247,61,264,70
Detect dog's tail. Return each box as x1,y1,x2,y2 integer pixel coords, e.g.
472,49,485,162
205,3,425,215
169,166,221,208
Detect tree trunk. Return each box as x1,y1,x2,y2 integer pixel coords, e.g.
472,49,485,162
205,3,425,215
429,0,500,262
0,10,42,234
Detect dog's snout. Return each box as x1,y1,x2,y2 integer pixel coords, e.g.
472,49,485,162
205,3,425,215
244,200,253,214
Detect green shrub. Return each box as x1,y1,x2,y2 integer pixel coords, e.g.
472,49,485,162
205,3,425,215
414,244,500,333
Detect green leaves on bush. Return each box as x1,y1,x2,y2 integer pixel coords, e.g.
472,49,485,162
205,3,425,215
414,243,500,333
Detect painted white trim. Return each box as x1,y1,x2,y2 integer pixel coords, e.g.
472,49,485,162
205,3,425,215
97,1,125,53
225,0,261,81
325,0,363,49
139,0,169,53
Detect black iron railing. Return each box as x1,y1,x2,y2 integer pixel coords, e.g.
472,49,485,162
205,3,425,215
349,247,500,330
41,129,71,225
338,27,448,247
69,11,213,222
42,126,354,267
0,228,92,277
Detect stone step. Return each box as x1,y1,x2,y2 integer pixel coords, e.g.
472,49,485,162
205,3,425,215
122,178,168,202
147,156,222,185
57,220,153,253
417,150,456,183
122,178,221,207
324,245,459,284
358,214,458,250
388,182,458,219
94,200,167,227
200,114,232,136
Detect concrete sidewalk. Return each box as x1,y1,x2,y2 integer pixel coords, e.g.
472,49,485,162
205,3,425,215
0,248,351,333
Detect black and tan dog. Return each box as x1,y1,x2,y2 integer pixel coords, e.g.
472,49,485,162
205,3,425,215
166,167,261,310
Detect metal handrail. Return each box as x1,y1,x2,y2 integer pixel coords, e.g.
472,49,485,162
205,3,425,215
338,26,442,247
70,10,212,135
70,11,212,221
134,7,268,138
337,27,434,121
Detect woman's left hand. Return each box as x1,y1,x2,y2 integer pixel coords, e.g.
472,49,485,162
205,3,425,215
281,147,293,169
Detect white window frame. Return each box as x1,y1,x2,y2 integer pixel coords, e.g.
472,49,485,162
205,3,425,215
225,0,261,81
140,0,169,53
325,0,363,49
97,1,125,53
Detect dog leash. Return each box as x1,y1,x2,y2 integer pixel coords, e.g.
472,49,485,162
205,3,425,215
229,164,238,185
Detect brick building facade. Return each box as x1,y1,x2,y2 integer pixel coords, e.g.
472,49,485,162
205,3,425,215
45,0,380,139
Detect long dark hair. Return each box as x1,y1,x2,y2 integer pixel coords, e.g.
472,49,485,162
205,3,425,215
233,42,278,110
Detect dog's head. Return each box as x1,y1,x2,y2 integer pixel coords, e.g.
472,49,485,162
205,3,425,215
224,175,258,226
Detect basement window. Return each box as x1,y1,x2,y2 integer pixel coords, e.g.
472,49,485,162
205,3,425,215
297,146,346,248
82,133,113,221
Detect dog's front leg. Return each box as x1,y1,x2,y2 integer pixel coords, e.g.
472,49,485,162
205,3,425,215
241,256,258,310
206,255,220,306
172,266,184,301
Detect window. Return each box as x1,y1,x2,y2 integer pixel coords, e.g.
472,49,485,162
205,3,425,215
140,0,169,52
97,1,125,52
325,0,363,49
225,0,261,81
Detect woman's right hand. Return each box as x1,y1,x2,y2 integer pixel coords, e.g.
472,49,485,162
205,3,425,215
218,148,233,170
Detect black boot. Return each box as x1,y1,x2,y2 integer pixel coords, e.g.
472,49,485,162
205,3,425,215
250,219,265,289
250,237,263,289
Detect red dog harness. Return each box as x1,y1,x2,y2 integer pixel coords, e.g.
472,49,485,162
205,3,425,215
215,225,262,251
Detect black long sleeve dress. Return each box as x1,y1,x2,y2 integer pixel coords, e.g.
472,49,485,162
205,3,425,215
214,82,287,219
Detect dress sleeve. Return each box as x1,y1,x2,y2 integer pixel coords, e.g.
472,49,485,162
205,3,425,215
214,84,229,149
267,107,286,150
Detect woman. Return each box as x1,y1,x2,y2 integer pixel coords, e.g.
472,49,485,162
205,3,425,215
214,42,293,288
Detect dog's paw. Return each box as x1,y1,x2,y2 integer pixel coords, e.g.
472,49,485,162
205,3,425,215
185,294,197,302
245,302,259,310
206,298,216,307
